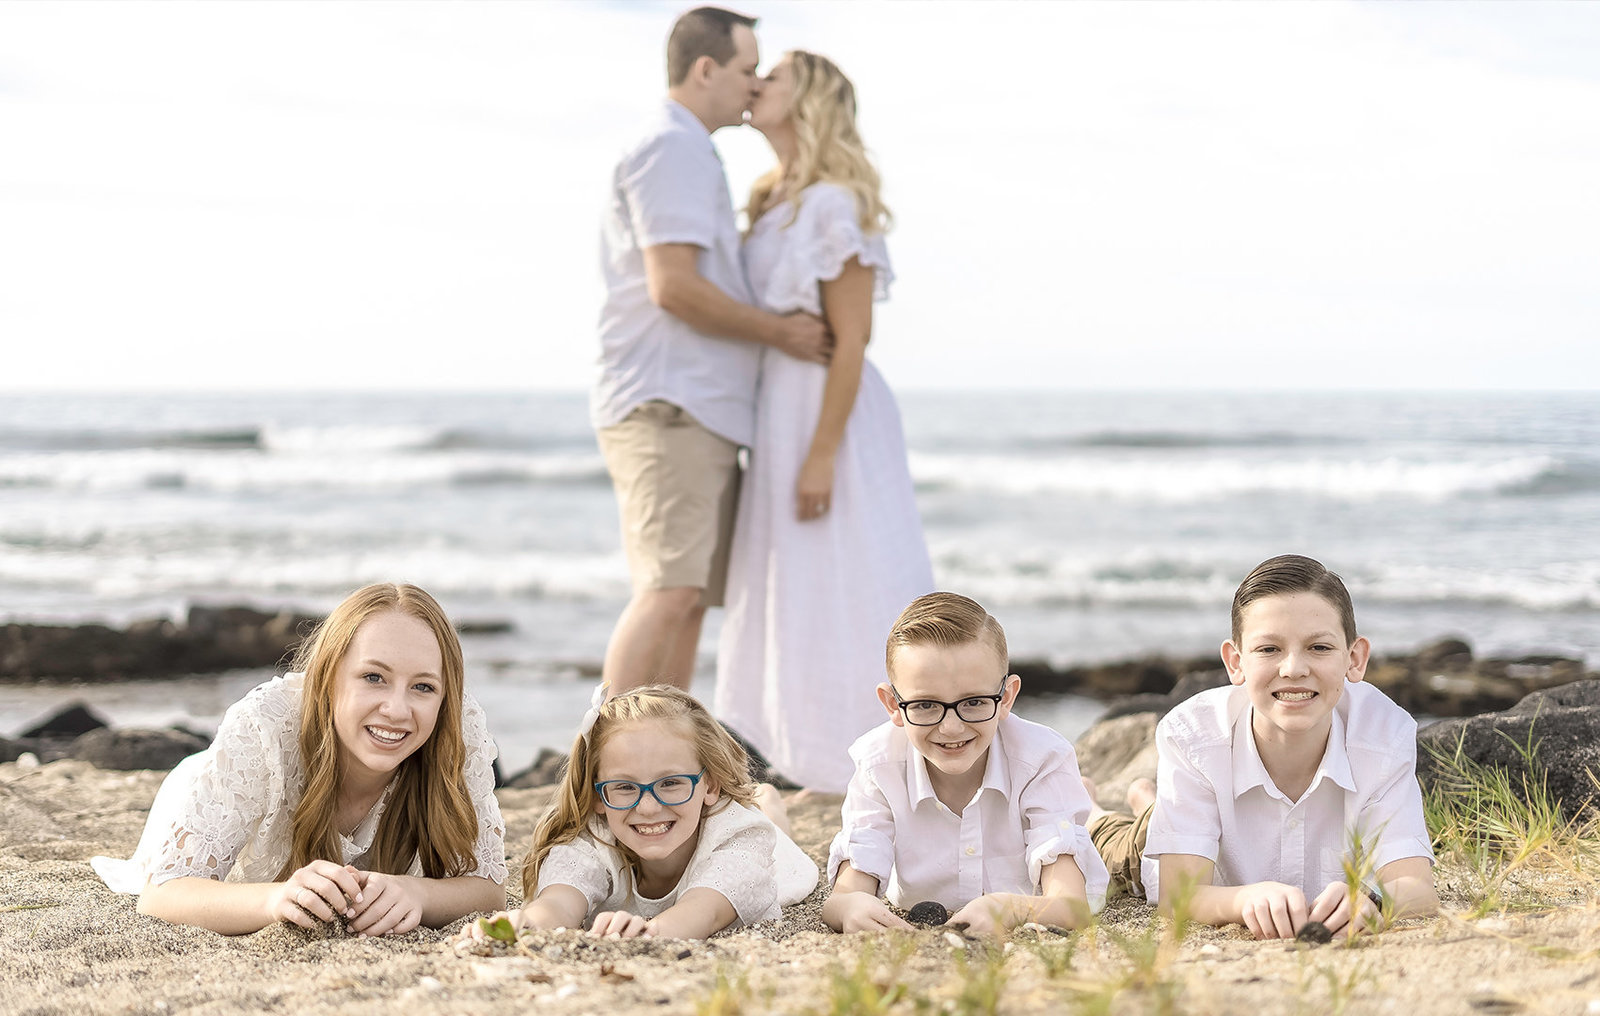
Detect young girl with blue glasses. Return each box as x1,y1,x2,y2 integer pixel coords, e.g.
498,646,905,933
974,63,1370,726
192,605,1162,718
471,685,816,940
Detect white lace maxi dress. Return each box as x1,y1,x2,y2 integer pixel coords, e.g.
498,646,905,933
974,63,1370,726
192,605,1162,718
92,672,507,893
715,182,936,793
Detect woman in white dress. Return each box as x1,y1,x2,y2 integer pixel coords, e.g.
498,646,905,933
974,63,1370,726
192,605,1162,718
715,51,935,793
93,583,507,935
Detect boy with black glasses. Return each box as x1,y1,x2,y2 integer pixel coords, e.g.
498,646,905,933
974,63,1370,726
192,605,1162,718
821,593,1108,934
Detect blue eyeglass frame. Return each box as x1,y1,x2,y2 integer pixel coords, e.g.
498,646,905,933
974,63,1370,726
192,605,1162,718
592,770,707,810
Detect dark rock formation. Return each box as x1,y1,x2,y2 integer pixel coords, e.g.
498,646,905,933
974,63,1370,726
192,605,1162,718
505,748,570,789
1014,638,1595,719
1,605,518,682
1416,679,1600,818
69,726,210,770
21,702,110,738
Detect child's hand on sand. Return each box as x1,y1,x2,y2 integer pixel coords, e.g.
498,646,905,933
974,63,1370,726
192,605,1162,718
587,909,655,939
824,891,914,934
272,861,363,930
1307,880,1380,936
948,895,1010,936
1235,881,1310,940
346,871,426,937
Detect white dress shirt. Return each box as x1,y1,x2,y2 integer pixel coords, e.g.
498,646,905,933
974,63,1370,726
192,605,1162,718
827,714,1109,913
592,99,760,447
1142,681,1435,900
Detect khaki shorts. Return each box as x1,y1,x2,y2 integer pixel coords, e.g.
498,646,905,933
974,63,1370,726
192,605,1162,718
596,401,740,606
1088,802,1154,900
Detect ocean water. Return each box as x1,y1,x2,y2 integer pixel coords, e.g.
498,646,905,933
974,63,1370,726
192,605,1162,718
2,389,1596,770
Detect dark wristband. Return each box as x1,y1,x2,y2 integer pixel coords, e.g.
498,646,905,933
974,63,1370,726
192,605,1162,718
1364,884,1386,912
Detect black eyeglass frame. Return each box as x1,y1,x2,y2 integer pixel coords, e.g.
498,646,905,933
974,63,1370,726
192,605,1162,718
593,770,707,810
888,681,1008,727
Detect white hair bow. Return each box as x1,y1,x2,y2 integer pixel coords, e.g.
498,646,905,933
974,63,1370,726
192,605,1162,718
578,682,609,745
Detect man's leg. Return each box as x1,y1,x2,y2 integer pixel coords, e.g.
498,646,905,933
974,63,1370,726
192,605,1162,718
595,401,738,697
603,586,704,694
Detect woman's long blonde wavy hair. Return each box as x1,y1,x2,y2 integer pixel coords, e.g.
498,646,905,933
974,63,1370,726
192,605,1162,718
520,685,757,902
746,50,890,234
278,582,479,881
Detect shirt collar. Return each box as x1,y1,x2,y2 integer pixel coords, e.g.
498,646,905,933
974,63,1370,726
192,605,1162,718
1230,705,1357,801
905,718,1012,809
664,97,713,138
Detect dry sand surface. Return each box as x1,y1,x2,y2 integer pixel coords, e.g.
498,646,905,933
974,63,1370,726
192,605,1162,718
4,759,1600,1015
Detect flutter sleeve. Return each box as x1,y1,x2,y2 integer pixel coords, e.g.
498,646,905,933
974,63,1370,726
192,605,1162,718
759,182,893,317
459,693,508,883
680,804,782,927
535,832,618,918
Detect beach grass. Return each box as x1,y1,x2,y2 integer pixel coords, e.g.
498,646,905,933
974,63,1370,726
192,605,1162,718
1422,728,1600,915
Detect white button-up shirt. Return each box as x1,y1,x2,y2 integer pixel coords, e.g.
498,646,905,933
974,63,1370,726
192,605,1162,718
827,714,1110,912
591,99,760,447
1142,681,1435,900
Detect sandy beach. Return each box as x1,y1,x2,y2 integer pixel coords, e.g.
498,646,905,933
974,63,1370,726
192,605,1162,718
3,757,1598,1016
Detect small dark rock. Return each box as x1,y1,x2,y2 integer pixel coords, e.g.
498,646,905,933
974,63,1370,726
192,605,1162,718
906,901,949,927
675,948,692,960
21,702,110,739
1295,920,1332,944
454,619,515,635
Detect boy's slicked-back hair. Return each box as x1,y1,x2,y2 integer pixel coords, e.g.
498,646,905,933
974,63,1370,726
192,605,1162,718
885,592,1008,676
667,6,758,86
1230,554,1358,645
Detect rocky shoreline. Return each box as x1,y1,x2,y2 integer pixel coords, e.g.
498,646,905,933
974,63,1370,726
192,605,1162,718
5,607,1597,817
5,605,1593,718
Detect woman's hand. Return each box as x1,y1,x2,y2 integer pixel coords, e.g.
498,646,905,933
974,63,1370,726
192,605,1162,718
347,871,426,937
588,909,655,939
271,861,363,930
795,452,835,521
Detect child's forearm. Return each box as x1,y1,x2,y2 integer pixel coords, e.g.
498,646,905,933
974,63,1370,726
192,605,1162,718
1381,872,1439,921
518,884,590,931
646,887,737,939
976,892,1091,931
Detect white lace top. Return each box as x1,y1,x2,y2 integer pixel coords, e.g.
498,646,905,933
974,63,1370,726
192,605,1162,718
535,801,818,928
92,672,507,893
744,181,893,316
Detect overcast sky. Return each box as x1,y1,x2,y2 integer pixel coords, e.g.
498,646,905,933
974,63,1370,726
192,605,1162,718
2,0,1597,391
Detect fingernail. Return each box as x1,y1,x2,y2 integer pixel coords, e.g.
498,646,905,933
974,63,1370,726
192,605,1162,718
346,909,354,917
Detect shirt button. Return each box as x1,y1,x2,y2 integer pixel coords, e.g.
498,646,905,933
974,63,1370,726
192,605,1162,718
965,847,976,856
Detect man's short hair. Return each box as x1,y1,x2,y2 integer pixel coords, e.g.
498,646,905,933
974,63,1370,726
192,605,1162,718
1230,554,1358,645
667,6,758,87
886,592,1009,676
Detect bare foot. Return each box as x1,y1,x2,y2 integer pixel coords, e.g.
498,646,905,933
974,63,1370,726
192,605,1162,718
1126,777,1156,814
753,783,793,837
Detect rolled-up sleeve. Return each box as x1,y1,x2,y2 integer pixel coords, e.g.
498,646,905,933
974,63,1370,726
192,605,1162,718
826,764,897,888
1018,746,1110,911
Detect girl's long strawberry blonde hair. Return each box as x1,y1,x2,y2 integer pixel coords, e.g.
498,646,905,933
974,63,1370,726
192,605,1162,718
279,582,479,880
521,684,756,901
